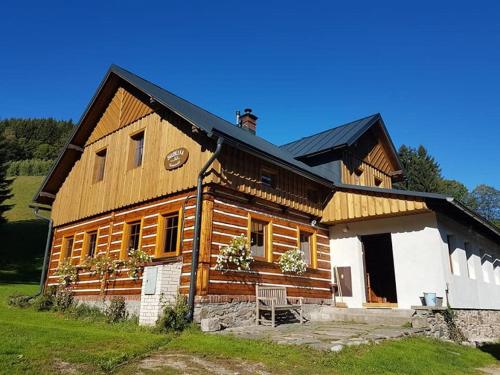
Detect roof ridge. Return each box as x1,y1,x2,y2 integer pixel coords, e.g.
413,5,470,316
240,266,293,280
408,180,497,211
110,64,238,129
280,113,380,148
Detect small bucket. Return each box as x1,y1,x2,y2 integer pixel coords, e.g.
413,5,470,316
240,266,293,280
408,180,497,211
424,292,436,307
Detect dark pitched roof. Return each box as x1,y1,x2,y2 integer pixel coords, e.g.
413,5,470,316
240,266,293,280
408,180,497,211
337,183,500,243
281,113,380,157
33,64,334,205
280,114,403,172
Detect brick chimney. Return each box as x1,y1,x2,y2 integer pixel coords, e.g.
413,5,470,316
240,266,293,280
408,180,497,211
238,108,258,134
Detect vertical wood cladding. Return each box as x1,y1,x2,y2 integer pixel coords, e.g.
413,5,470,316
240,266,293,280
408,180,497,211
322,189,429,224
47,188,332,300
341,152,392,188
219,146,325,217
51,111,216,226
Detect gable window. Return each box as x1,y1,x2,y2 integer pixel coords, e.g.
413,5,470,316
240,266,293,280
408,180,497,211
129,131,145,168
61,236,74,260
261,168,277,188
156,212,180,256
374,177,383,187
84,231,98,258
94,148,107,182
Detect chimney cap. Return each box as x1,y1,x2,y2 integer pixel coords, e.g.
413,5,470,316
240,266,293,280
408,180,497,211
240,108,258,120
244,108,252,114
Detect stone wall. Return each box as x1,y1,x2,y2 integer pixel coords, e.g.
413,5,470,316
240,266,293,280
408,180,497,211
412,307,500,344
194,297,331,330
75,295,141,316
138,261,182,325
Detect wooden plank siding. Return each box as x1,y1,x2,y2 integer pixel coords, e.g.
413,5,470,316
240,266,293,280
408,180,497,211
195,188,332,300
47,187,332,301
51,110,217,226
47,190,197,297
218,146,326,217
341,151,392,188
322,189,429,224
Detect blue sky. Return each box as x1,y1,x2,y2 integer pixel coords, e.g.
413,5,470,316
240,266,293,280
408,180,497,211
0,1,498,189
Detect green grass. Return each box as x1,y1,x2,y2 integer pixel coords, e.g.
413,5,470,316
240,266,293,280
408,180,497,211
0,284,498,374
166,329,498,375
4,176,45,222
0,284,170,375
1,176,48,283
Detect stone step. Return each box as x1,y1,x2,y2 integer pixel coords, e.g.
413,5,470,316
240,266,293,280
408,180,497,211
309,307,414,326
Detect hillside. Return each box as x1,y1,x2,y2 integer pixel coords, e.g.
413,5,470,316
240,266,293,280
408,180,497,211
0,176,47,283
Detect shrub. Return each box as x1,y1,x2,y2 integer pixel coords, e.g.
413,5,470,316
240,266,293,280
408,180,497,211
105,297,129,323
278,248,307,275
156,293,189,332
8,293,32,308
53,287,74,311
68,303,106,321
32,293,54,311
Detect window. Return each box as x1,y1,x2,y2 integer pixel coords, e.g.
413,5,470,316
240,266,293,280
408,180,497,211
298,229,317,268
261,168,277,188
94,148,107,182
307,189,320,204
464,242,475,279
127,221,142,252
84,231,98,258
129,131,145,168
62,237,74,260
250,219,268,259
447,235,459,275
374,177,383,187
157,212,180,256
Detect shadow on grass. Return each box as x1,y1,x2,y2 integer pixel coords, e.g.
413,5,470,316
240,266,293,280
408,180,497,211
479,343,500,360
0,219,47,283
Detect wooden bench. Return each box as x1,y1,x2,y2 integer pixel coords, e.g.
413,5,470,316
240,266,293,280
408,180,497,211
255,285,303,327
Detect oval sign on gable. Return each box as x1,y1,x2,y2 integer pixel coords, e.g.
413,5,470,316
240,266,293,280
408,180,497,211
165,147,189,170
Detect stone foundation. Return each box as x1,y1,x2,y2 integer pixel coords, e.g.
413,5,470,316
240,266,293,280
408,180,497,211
412,307,500,344
194,295,332,329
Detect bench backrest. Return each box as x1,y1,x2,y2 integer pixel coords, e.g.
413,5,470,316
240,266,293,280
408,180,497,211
256,285,287,305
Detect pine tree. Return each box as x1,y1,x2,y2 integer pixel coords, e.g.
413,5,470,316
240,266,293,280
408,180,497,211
0,135,13,224
394,145,442,193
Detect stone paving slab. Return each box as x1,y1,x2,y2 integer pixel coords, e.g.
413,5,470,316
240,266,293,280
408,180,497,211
214,321,419,351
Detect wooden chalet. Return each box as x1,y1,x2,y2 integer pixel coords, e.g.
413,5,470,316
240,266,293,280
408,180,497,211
33,65,500,326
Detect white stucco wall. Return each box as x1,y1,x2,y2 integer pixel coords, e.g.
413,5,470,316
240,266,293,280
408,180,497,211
329,211,500,310
330,213,447,309
436,213,500,310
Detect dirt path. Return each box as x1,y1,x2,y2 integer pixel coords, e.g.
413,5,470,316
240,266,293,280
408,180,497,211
115,351,271,375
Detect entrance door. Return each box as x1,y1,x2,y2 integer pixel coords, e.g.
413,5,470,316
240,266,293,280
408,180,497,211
361,234,397,304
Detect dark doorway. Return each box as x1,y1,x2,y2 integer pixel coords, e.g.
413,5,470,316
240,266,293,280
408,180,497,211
361,233,398,304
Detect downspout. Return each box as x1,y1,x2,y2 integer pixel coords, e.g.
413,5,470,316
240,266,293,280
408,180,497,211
32,206,53,297
187,137,224,321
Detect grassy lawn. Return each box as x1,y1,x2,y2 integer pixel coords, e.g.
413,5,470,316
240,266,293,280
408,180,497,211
1,284,498,375
1,176,48,283
0,284,170,375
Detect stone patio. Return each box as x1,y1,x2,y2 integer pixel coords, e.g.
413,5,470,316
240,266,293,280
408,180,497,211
213,321,422,351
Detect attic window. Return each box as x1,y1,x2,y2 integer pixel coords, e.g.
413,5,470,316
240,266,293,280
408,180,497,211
261,168,277,188
94,148,107,182
129,131,145,168
307,189,320,204
374,177,383,187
